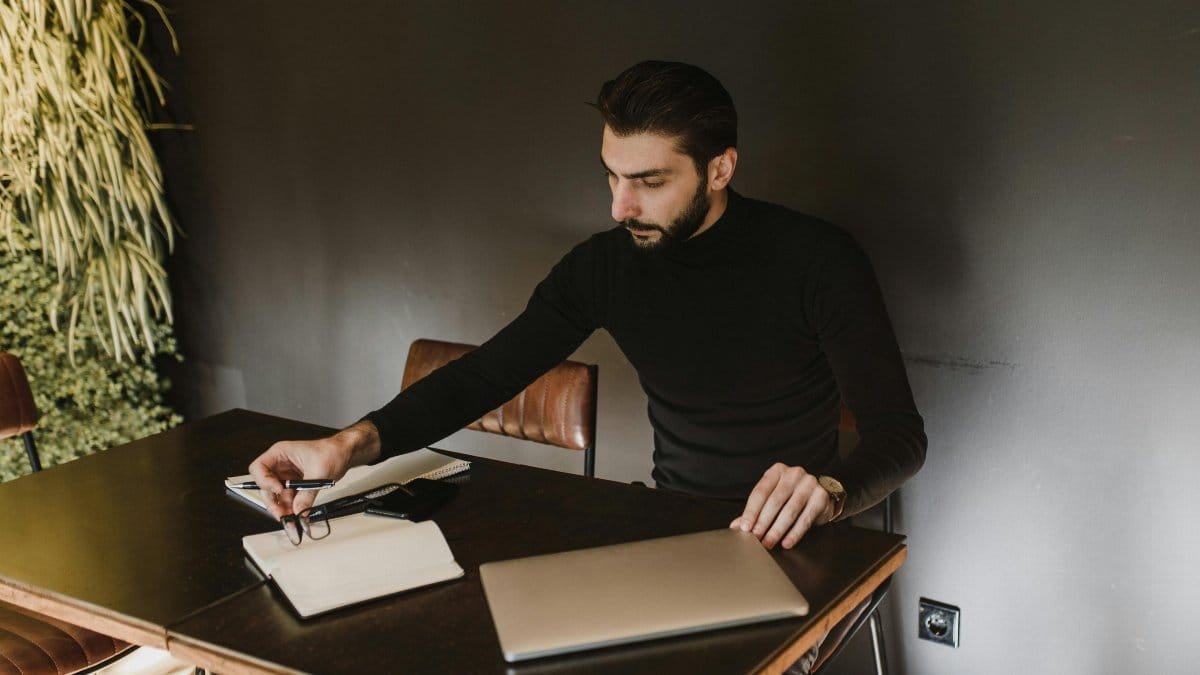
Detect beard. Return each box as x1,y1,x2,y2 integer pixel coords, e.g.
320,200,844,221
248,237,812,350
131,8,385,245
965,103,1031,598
622,178,710,254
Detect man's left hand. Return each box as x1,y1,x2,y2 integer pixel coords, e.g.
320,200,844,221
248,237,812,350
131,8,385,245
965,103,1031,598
730,463,836,550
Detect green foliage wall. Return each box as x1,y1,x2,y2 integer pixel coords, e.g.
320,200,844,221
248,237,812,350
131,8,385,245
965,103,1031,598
1,224,181,482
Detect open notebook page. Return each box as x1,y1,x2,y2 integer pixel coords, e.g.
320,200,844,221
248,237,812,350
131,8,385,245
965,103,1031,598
243,513,463,617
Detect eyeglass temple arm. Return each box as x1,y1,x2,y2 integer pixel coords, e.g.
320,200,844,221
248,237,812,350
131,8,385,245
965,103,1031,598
305,483,409,521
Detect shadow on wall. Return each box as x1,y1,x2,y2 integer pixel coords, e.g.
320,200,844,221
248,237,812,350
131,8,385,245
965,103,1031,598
739,6,983,672
749,3,975,305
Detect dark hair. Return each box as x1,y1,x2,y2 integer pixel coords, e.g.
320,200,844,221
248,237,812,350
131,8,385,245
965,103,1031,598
592,61,737,174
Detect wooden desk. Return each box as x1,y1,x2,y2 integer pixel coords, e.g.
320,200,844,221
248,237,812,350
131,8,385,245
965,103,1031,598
0,410,331,647
0,410,904,673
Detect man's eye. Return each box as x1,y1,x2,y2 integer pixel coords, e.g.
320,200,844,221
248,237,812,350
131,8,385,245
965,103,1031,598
643,181,664,189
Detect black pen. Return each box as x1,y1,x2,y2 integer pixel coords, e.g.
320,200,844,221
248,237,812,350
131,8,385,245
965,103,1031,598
227,479,336,490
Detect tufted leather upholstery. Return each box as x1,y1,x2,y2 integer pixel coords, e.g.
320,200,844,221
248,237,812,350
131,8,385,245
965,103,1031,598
402,339,598,470
0,353,39,440
0,353,132,674
0,602,130,675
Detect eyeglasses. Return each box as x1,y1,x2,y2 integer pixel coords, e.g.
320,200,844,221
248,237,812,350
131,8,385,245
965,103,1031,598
280,510,330,546
278,482,406,546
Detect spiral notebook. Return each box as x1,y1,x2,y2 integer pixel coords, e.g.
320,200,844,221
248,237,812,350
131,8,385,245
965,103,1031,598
225,448,470,513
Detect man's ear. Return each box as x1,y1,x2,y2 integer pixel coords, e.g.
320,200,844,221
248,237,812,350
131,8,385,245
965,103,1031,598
708,147,738,190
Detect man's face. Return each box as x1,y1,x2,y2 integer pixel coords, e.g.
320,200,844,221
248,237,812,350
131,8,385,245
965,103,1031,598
601,126,712,253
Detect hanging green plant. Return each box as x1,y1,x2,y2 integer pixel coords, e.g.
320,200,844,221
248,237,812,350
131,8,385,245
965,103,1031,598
0,0,179,361
1,222,182,482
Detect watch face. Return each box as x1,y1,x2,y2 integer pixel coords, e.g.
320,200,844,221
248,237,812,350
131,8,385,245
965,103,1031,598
817,476,846,521
818,476,844,496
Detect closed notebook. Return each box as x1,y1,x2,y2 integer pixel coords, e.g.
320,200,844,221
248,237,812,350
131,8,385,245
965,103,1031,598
225,448,470,512
243,513,464,618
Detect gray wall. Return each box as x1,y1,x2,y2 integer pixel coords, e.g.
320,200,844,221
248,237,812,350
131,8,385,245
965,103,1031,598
156,2,1200,673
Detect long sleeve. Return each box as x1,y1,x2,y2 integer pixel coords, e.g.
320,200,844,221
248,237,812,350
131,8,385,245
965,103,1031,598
364,240,603,458
360,193,924,509
809,232,927,517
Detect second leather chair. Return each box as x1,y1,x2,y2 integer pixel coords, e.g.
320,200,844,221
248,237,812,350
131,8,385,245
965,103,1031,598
0,353,132,674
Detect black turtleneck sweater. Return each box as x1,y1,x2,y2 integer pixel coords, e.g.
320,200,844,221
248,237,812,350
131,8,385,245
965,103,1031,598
365,191,926,516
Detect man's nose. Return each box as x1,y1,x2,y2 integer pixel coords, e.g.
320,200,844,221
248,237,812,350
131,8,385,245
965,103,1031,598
611,183,640,222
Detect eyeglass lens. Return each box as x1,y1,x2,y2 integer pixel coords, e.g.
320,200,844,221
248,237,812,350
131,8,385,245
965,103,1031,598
303,513,331,540
282,512,332,546
282,515,303,546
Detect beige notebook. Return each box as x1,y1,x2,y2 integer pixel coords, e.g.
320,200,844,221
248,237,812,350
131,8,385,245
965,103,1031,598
243,513,464,618
226,448,470,512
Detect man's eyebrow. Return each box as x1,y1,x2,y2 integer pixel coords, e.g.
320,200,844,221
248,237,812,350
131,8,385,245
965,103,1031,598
601,159,672,180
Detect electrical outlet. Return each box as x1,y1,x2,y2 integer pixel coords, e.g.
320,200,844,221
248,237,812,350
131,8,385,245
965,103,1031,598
918,598,960,647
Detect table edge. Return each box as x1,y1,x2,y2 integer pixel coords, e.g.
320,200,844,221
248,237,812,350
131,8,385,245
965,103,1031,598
164,543,909,675
168,633,304,675
0,577,167,649
754,542,908,675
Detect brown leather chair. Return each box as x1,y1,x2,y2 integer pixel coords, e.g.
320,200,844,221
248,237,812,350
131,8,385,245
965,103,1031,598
402,339,599,476
0,353,42,473
0,352,131,674
811,403,894,675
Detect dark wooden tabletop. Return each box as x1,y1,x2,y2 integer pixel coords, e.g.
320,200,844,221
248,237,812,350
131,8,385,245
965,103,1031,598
0,409,905,672
0,409,330,645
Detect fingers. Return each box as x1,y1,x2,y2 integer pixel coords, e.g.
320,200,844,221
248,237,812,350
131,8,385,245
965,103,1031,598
290,489,320,515
730,463,831,550
248,435,359,520
760,488,806,549
756,471,815,549
249,448,291,520
780,488,829,549
248,440,318,519
751,466,811,541
248,453,288,494
733,463,784,533
262,489,295,521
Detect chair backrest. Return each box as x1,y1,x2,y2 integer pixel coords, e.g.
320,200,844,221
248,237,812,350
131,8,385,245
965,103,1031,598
402,339,599,476
0,353,39,440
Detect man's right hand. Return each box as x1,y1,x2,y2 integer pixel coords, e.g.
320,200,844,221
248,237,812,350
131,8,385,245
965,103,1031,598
248,420,382,520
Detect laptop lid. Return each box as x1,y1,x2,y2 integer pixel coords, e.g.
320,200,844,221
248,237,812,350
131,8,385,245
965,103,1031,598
479,528,809,662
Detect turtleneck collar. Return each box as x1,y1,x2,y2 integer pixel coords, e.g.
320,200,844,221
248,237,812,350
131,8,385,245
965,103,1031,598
659,187,748,263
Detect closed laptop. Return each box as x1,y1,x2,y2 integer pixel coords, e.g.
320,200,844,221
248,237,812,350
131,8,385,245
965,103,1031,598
479,528,809,662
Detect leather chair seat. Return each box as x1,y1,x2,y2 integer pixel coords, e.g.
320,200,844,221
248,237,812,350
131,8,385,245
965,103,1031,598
0,601,129,675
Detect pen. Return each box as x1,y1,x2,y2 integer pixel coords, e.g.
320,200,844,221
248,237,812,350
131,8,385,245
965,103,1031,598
227,479,336,490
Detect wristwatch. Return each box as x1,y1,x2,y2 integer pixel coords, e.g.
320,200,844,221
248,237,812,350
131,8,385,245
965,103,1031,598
817,475,847,522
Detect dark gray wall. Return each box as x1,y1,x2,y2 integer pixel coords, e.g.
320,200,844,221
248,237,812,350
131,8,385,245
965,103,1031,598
157,2,1200,672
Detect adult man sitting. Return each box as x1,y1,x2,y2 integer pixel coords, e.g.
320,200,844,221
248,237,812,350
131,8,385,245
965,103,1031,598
249,60,926,554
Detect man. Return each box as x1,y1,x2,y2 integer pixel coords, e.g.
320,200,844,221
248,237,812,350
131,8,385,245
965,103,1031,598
250,60,926,553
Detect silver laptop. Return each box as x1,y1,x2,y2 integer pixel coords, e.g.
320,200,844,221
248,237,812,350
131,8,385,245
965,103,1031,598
479,528,809,662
